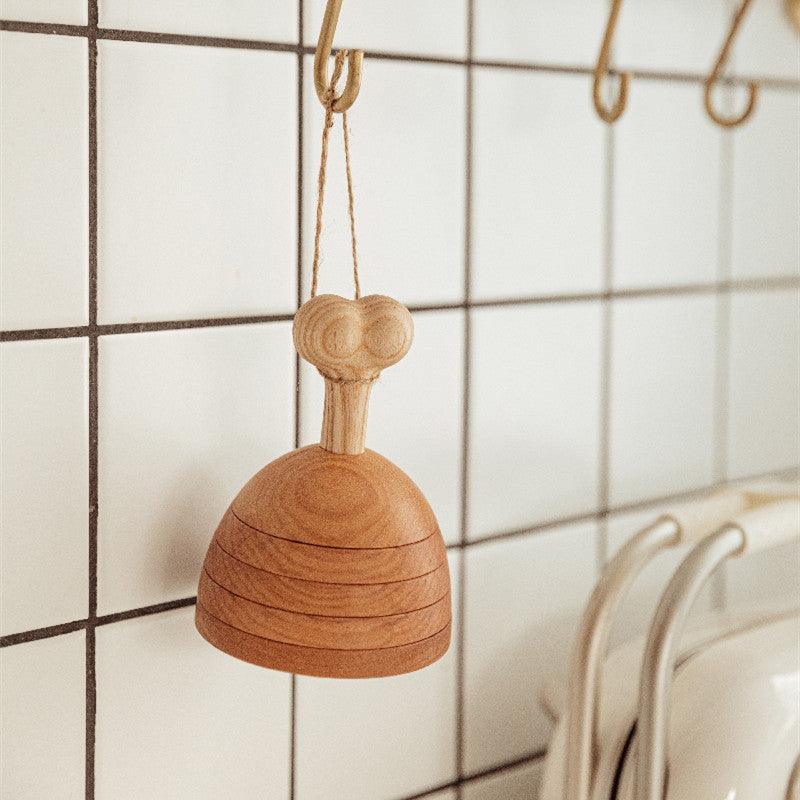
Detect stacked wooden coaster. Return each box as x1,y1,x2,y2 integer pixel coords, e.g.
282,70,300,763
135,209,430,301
196,444,451,678
196,293,452,677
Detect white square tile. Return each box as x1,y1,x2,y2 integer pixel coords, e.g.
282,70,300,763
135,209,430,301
613,81,722,288
304,0,466,57
98,41,296,323
302,56,465,306
727,290,800,478
0,0,87,24
723,475,800,610
463,759,545,800
473,69,604,301
474,0,609,66
0,339,88,634
295,552,460,800
97,323,294,614
468,303,602,540
0,632,85,800
614,0,729,74
95,607,291,800
0,32,88,330
300,309,465,545
605,503,716,648
731,89,800,280
608,295,717,506
725,537,800,609
100,0,297,42
730,0,800,80
463,522,597,772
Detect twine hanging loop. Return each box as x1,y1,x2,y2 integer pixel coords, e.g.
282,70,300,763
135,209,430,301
310,49,361,300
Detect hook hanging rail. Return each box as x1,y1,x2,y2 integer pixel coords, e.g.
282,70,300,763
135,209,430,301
314,0,364,113
704,0,759,128
593,0,631,124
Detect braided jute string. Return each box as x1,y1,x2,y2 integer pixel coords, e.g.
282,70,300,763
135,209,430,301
310,49,361,300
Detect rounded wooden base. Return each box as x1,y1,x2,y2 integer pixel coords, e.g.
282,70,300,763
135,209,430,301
196,606,451,679
195,445,452,678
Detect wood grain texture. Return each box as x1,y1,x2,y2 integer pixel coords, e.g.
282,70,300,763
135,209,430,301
195,293,452,678
196,448,452,676
293,294,413,454
198,573,451,649
204,541,450,617
320,378,372,455
214,509,446,584
196,605,451,679
232,445,438,548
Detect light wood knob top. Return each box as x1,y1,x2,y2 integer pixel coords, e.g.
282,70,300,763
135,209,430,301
293,294,413,381
293,294,413,454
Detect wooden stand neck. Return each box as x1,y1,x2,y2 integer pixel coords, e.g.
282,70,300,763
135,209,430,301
321,378,375,455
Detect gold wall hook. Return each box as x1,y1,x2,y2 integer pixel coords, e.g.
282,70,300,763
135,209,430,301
704,0,759,128
314,0,364,113
785,0,800,33
593,0,631,124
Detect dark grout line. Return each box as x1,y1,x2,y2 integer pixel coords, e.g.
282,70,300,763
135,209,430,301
87,40,98,329
295,23,305,316
86,335,98,800
95,596,197,626
630,69,799,93
398,749,548,800
722,275,800,292
453,551,467,800
474,57,800,92
454,2,474,793
288,673,297,800
461,747,548,785
0,618,88,647
0,19,87,36
289,4,304,799
1,598,199,648
2,18,800,92
457,508,602,550
715,122,735,484
0,325,90,340
85,3,98,796
0,314,297,341
458,462,800,550
87,76,98,620
83,624,96,800
712,102,737,611
596,116,616,572
3,277,799,342
359,48,466,68
401,782,463,800
95,313,297,334
99,27,299,52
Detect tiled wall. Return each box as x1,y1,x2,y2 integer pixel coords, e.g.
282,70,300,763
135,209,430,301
1,2,798,799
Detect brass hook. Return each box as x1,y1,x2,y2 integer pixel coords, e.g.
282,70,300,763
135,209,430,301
593,0,631,124
704,0,759,128
314,0,364,113
787,0,800,32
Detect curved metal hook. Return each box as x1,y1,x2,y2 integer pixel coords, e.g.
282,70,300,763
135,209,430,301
314,0,364,113
593,0,631,124
704,0,759,128
787,0,800,33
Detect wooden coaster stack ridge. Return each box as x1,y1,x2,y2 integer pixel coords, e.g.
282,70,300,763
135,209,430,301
196,294,452,678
